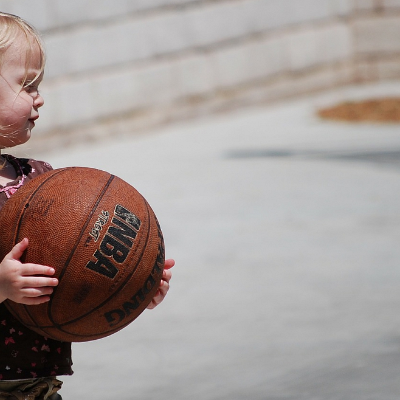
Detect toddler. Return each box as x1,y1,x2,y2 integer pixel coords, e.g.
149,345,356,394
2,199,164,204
0,12,174,400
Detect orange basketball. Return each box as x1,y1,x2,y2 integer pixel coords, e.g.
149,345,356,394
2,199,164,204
0,167,165,342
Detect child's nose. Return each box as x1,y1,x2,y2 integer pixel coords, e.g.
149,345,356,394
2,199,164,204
33,93,44,109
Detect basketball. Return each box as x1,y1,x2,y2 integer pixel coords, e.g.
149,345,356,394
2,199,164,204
0,167,165,342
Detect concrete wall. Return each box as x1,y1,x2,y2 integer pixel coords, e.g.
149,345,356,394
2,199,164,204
0,0,399,148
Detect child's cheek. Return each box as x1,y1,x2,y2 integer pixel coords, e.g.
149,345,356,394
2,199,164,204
11,95,32,114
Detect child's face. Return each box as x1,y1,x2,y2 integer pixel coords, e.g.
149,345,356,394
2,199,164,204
0,33,44,149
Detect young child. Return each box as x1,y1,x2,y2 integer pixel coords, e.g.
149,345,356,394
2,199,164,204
0,12,174,400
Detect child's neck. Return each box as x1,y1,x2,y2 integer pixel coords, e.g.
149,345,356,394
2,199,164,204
0,155,18,187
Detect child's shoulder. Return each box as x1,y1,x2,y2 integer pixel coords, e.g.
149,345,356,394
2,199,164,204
5,154,53,177
21,157,53,176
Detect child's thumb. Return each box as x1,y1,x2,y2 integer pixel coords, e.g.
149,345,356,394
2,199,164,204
7,238,29,261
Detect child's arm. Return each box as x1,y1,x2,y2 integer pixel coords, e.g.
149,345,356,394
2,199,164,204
0,240,172,308
146,258,174,309
0,238,58,304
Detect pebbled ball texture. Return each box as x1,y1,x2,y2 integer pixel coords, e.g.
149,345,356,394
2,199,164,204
0,167,165,342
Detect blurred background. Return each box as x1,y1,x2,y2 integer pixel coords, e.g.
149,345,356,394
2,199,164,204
1,1,400,399
0,0,399,149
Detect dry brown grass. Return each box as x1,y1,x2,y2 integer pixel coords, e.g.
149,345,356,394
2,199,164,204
317,98,400,122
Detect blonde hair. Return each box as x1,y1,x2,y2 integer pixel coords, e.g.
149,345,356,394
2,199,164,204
0,12,46,87
0,13,45,153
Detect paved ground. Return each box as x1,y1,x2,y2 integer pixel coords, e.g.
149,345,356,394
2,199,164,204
35,81,400,399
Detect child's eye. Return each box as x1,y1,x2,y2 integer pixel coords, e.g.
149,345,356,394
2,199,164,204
24,82,40,96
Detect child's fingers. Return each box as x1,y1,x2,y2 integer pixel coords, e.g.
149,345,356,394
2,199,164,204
162,268,172,283
22,286,55,298
20,295,52,305
20,263,56,277
162,259,174,284
158,279,169,298
7,237,29,260
7,276,58,303
146,296,159,309
21,275,58,288
164,259,175,269
146,261,173,309
6,283,56,305
146,280,170,309
6,240,55,277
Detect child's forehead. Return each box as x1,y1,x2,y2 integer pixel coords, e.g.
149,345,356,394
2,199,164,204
3,33,43,69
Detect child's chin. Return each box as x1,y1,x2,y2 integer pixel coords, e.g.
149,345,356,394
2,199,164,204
11,133,31,148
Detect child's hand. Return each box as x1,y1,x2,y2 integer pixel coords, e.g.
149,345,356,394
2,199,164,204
147,258,174,309
0,238,58,305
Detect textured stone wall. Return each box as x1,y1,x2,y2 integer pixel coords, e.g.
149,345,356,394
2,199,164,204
0,0,399,147
353,0,400,82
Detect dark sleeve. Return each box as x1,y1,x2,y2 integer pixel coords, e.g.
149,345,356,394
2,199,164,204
25,159,53,177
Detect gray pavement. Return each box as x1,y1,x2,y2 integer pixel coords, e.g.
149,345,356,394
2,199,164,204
36,81,400,399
